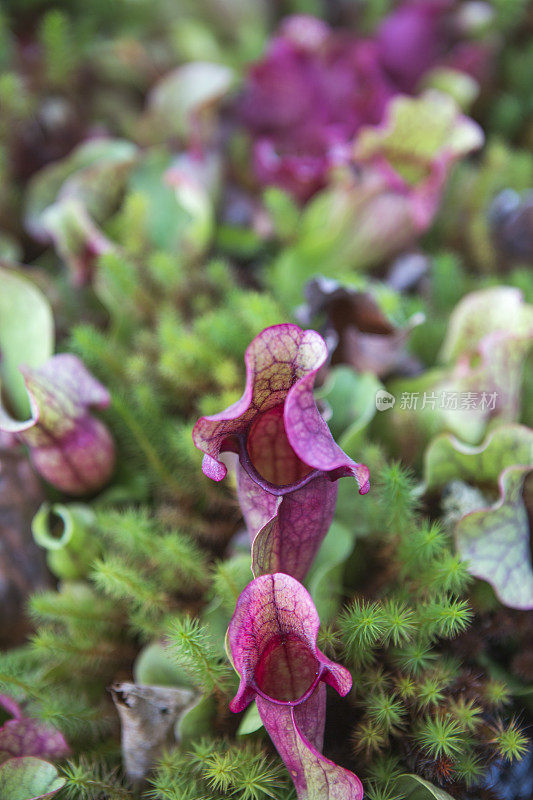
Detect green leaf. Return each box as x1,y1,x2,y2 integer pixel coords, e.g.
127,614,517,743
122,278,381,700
134,642,195,689
215,225,265,258
424,425,533,609
127,149,220,255
354,91,483,185
177,694,216,743
339,379,381,454
395,774,455,800
315,366,380,444
0,232,22,262
0,267,54,418
456,466,533,610
236,702,263,736
128,150,189,251
440,287,533,365
424,424,533,490
380,369,446,464
306,521,354,623
421,68,479,111
262,187,300,240
25,139,138,237
141,62,234,143
32,502,98,580
0,757,65,799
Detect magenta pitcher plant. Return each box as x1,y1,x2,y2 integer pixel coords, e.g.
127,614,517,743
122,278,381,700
227,573,363,800
193,323,369,581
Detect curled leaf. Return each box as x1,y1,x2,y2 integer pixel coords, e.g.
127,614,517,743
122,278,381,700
25,138,137,284
425,425,533,609
25,138,138,240
32,503,98,579
354,91,484,230
0,267,54,419
141,62,234,144
256,685,362,800
0,756,66,799
39,199,115,287
440,286,533,364
395,773,455,800
425,424,533,490
228,573,351,714
384,288,533,456
193,324,369,489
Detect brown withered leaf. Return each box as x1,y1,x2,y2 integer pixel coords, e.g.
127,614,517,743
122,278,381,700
0,445,51,646
111,682,198,784
298,276,423,378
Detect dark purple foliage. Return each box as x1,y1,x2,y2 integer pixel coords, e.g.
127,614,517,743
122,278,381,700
238,3,490,200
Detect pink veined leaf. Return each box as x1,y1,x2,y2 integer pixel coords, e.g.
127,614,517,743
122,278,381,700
456,465,533,610
0,354,115,495
425,424,533,611
353,91,484,234
227,573,362,800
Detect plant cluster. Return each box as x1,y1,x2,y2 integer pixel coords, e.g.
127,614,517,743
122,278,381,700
0,1,532,799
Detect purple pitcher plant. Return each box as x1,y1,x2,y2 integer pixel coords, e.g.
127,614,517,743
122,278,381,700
0,354,115,495
227,573,363,800
193,324,369,581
